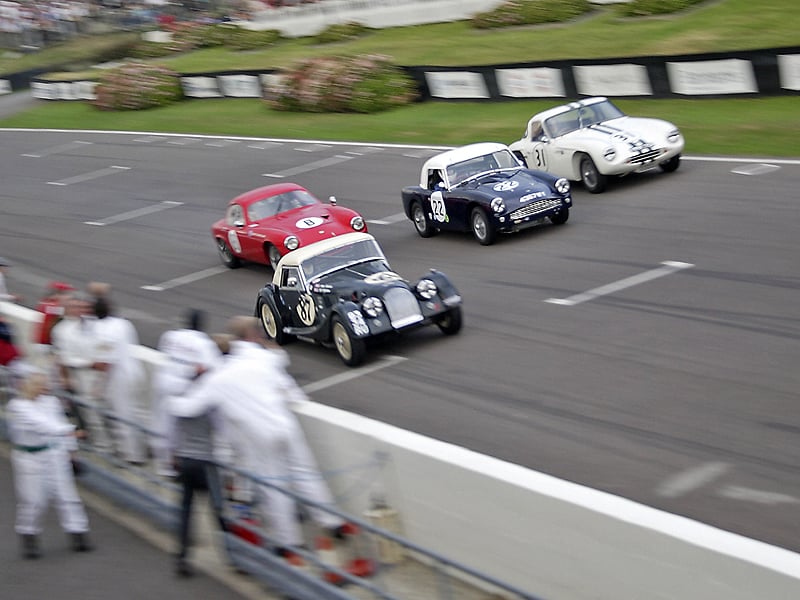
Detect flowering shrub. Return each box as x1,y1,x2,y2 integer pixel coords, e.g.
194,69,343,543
92,62,183,111
472,0,591,29
315,22,373,44
265,54,417,114
615,0,706,17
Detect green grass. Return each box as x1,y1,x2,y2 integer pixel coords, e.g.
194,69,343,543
1,0,799,157
2,96,797,157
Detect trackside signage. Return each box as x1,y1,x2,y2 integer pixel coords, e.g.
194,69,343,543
573,63,653,96
667,59,758,95
424,71,489,99
496,67,565,98
778,54,800,90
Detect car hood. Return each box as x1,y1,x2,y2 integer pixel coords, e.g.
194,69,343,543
314,268,413,296
463,169,560,206
260,204,337,230
561,116,674,149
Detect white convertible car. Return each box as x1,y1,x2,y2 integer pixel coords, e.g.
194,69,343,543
509,97,684,193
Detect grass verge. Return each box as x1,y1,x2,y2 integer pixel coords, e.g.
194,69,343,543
0,96,797,158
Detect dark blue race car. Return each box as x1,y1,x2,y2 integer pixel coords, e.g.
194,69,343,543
401,142,572,245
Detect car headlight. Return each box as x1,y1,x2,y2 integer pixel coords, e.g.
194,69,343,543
603,147,616,161
350,215,365,231
362,296,384,317
490,197,505,214
416,279,437,300
667,129,681,144
555,178,570,194
284,235,299,251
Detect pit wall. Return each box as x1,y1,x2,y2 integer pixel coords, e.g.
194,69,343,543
3,299,800,599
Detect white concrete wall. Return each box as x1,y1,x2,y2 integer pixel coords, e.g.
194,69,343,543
3,300,800,598
240,0,507,36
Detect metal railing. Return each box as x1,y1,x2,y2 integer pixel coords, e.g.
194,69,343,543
0,363,542,600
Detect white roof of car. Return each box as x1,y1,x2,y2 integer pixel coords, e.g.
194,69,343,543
531,96,608,123
422,142,510,172
274,232,377,272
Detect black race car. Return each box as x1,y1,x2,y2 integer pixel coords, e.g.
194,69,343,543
254,232,462,366
401,142,572,245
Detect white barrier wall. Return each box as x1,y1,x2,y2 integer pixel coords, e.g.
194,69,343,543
3,300,800,598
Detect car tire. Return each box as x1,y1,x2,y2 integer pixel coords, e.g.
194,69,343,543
580,155,607,194
258,298,286,345
470,207,497,246
331,316,366,367
659,154,681,173
550,207,569,226
436,306,463,335
217,238,241,269
266,244,282,271
411,201,436,238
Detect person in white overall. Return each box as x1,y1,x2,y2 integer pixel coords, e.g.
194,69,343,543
90,296,145,464
168,316,347,557
152,309,221,477
7,364,92,558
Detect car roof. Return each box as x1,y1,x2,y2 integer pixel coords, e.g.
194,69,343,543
229,182,309,207
531,96,609,123
274,232,378,273
422,142,510,172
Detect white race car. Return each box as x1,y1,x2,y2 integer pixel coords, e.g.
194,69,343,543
509,97,684,193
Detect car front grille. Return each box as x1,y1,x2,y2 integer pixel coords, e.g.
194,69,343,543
384,287,424,329
627,148,664,165
510,198,562,221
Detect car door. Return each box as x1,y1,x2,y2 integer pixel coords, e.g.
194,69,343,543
277,266,318,330
222,203,246,259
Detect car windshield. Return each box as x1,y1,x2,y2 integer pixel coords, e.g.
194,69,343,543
446,149,521,187
545,100,626,137
248,190,318,221
301,239,388,280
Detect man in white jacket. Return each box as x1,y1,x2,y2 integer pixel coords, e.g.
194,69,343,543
152,309,221,477
90,296,145,464
168,316,346,556
7,364,92,558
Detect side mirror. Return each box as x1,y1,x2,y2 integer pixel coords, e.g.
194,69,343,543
329,195,337,206
233,220,245,228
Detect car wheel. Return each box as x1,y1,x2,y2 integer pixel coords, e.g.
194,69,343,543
550,207,569,226
216,238,240,269
436,306,463,335
580,155,607,194
411,201,436,238
267,244,282,271
258,299,286,345
331,316,366,367
659,154,681,173
470,207,497,246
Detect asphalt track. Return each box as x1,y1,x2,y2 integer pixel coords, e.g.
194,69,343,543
1,128,799,560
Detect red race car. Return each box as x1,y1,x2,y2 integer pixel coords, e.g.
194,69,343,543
211,182,367,270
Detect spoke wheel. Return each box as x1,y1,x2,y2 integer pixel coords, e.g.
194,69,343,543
470,207,496,246
436,306,463,335
332,316,365,367
660,154,681,173
267,244,282,271
412,201,436,238
580,156,607,194
217,238,240,268
259,299,285,345
550,207,569,226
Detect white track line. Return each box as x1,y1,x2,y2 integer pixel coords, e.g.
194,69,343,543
85,200,182,226
49,165,130,187
141,265,229,292
656,462,730,498
545,261,694,306
302,355,407,394
368,212,407,225
264,154,354,178
21,139,91,158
